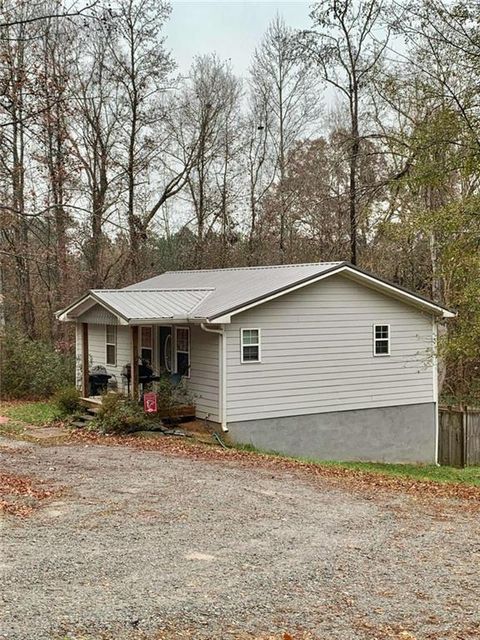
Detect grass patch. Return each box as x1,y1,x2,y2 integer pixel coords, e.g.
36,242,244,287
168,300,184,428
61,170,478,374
1,401,479,489
231,442,480,487
0,400,61,426
318,460,480,487
0,420,26,436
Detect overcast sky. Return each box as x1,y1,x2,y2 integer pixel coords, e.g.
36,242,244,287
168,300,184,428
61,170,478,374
165,1,313,77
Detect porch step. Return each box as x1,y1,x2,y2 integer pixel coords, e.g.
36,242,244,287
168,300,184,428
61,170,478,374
72,411,99,429
72,420,88,429
85,405,100,415
80,396,103,408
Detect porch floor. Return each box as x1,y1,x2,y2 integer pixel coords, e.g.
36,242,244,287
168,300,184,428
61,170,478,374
80,396,103,407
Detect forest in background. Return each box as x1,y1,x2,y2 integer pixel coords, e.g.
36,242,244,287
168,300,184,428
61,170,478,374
0,0,479,402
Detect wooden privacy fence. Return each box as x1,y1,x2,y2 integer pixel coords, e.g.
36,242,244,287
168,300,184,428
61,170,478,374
438,406,480,467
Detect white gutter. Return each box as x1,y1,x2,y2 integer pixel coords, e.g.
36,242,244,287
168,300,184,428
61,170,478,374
200,323,228,432
432,317,440,466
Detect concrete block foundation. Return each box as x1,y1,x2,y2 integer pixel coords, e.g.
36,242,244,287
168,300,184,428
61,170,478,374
227,403,436,464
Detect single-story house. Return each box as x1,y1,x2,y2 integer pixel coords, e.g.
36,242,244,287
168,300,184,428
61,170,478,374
57,261,455,463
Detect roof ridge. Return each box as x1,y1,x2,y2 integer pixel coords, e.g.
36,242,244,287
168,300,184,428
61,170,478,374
164,261,343,275
96,287,215,293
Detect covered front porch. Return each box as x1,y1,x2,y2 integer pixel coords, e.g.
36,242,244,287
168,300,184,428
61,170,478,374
77,322,193,402
57,289,224,426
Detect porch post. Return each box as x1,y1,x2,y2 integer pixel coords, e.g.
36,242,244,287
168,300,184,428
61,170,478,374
130,325,139,401
81,322,89,398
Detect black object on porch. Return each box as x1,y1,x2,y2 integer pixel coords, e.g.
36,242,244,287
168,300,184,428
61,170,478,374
121,361,161,396
89,365,112,396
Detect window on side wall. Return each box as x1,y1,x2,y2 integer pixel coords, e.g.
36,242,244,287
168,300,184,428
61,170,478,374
241,328,261,363
140,326,153,364
373,324,390,356
106,325,117,365
175,327,190,377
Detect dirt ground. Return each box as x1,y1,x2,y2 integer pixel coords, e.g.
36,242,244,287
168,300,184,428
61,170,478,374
1,435,479,640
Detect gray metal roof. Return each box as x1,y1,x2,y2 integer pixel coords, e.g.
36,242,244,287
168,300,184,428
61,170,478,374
125,262,344,319
90,288,214,321
58,261,454,322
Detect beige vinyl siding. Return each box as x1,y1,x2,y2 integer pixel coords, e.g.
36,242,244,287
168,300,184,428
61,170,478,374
78,323,131,392
188,325,220,422
225,274,434,422
78,303,119,325
76,322,220,418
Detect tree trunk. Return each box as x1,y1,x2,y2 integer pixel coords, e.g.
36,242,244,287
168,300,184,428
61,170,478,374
11,36,36,336
349,83,360,266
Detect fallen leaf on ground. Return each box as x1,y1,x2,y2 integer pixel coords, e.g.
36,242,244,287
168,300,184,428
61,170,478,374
0,471,59,517
68,430,480,507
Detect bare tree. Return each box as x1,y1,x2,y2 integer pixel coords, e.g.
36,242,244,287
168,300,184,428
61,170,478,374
108,0,197,280
174,54,242,268
0,0,99,30
243,94,273,259
0,8,36,336
216,75,243,266
34,11,76,336
68,17,125,288
300,0,389,265
251,14,320,261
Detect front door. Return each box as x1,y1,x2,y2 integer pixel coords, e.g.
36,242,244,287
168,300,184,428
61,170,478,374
159,326,172,374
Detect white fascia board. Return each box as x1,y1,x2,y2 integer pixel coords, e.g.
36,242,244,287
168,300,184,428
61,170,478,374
210,265,455,321
57,312,75,322
56,294,96,322
57,292,130,325
207,314,231,324
438,309,456,319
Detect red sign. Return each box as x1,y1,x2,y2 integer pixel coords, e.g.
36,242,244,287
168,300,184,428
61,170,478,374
143,392,158,414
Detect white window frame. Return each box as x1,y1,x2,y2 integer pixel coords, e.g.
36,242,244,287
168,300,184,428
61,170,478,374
241,328,261,363
140,325,153,364
175,326,190,378
105,325,117,366
373,324,391,357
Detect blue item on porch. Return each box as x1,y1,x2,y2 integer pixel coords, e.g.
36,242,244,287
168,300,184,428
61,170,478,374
169,373,182,386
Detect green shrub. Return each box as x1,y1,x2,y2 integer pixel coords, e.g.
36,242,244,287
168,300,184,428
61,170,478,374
156,376,176,409
93,393,152,434
0,330,75,399
53,386,82,416
156,375,192,408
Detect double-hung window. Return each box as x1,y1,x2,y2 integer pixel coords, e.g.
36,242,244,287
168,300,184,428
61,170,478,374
373,324,390,356
106,325,117,365
241,328,261,363
140,326,153,364
175,327,190,377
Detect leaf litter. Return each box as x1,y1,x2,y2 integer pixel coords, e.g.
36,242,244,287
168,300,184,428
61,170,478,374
68,430,480,507
0,471,60,517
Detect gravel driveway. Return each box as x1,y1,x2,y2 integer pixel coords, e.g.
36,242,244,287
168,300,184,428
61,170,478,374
1,436,479,640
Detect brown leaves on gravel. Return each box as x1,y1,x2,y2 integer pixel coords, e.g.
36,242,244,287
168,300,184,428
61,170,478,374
0,471,58,517
56,630,320,640
68,430,480,506
52,627,480,640
154,634,317,640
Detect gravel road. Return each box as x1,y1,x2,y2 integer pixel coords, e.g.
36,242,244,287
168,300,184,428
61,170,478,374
1,436,479,640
